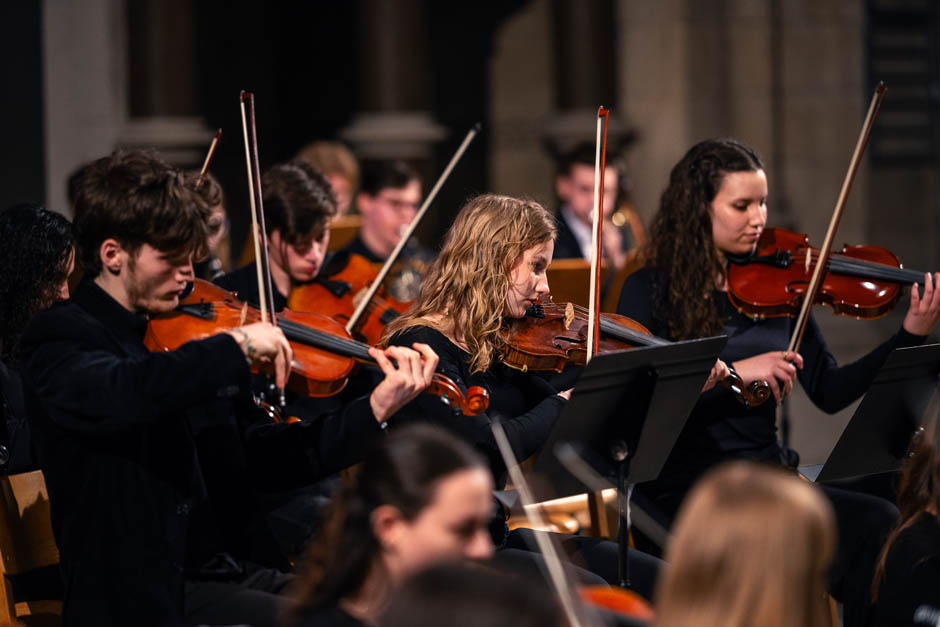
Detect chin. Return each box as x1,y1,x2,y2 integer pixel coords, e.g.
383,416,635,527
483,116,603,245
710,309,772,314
148,297,179,314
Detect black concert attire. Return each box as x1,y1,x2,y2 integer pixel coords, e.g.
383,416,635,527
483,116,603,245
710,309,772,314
617,266,924,626
215,264,288,313
20,279,383,627
0,360,38,474
552,209,585,261
386,325,662,600
870,515,940,626
215,264,380,559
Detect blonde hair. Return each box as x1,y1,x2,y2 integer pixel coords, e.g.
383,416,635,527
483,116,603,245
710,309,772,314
653,462,836,627
383,194,556,373
294,140,360,191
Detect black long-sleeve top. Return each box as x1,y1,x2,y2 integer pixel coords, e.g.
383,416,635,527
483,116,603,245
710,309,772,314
616,267,925,483
20,280,383,627
386,325,565,490
870,514,940,626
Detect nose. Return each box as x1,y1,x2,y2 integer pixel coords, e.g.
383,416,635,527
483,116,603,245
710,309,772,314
177,260,195,282
465,530,494,560
536,274,550,295
748,202,766,226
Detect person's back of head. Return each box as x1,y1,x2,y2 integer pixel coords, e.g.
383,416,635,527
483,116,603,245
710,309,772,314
378,562,563,627
72,149,210,278
653,461,835,627
294,140,359,216
0,204,74,360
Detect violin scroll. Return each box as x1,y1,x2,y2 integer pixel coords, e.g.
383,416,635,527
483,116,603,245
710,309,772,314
717,369,772,409
426,375,490,416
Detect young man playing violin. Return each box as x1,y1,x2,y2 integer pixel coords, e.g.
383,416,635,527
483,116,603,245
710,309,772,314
215,160,334,310
20,149,438,627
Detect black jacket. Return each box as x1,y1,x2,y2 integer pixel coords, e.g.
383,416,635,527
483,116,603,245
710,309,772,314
21,280,383,627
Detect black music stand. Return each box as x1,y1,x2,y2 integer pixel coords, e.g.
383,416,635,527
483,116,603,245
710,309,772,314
816,342,940,484
530,336,727,589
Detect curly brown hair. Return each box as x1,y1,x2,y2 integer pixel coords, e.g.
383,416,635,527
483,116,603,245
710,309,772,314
0,204,74,361
383,194,556,373
646,138,764,340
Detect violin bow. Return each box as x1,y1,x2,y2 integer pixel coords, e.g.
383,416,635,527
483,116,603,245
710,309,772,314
239,91,279,325
240,91,285,404
586,107,610,363
787,82,886,354
490,422,591,627
344,123,481,336
196,128,223,188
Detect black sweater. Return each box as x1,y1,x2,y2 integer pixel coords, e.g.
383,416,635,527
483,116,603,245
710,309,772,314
386,325,565,490
20,280,382,627
617,267,924,483
870,514,940,626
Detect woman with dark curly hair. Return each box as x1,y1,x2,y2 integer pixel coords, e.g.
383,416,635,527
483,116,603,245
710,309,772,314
616,137,940,626
870,391,940,625
0,203,74,473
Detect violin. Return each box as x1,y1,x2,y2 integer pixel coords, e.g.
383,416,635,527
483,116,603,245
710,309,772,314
145,279,490,416
503,298,771,407
727,227,928,320
288,252,410,345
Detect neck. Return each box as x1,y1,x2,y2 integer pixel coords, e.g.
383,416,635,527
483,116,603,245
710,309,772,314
94,272,134,312
340,564,389,624
267,255,291,300
359,228,391,261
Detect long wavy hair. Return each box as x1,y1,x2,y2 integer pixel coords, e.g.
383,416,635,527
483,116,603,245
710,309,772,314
0,204,74,362
285,424,487,623
653,462,835,627
646,138,764,340
872,389,940,601
383,194,556,373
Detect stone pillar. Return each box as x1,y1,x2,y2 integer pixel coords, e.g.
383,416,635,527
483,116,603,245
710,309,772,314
341,0,445,160
543,0,627,153
118,0,212,166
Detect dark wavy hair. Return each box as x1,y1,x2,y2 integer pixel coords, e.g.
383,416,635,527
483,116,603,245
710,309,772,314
872,393,940,601
0,204,74,361
72,149,210,277
646,138,764,340
285,423,486,622
262,161,337,247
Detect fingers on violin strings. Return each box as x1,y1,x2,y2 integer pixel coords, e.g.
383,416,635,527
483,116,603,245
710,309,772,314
411,342,440,382
370,346,397,376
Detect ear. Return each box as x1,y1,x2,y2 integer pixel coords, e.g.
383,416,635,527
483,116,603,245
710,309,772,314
370,504,407,550
555,175,571,201
99,238,126,275
357,192,374,216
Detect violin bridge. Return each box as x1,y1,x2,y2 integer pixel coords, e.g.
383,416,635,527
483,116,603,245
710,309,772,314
564,302,574,330
804,249,811,274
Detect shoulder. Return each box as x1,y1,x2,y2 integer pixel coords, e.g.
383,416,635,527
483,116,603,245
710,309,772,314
214,265,256,293
388,324,466,363
20,300,97,346
894,516,940,559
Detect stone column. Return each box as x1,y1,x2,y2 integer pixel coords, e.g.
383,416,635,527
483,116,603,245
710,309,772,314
341,0,445,160
543,0,627,152
118,0,213,166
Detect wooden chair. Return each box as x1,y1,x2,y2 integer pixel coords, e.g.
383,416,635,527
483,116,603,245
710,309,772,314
0,470,61,626
546,259,610,309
